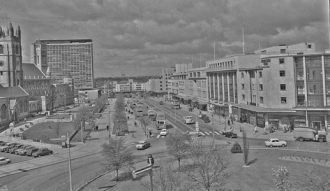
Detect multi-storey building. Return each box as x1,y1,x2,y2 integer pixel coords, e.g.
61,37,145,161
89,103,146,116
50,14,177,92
168,64,192,102
187,67,208,110
31,39,94,92
161,67,175,93
0,23,22,87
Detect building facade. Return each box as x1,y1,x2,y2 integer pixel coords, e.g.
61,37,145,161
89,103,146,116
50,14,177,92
187,67,208,110
168,64,192,101
31,39,94,91
0,23,23,87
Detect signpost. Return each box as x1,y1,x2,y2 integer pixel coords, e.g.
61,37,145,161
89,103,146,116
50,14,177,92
132,155,154,191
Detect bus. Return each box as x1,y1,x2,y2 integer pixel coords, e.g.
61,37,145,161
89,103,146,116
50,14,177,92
148,109,157,121
156,111,166,130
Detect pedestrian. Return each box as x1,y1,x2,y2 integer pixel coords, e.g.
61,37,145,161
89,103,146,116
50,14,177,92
96,125,99,131
254,126,257,134
106,125,109,131
149,131,152,137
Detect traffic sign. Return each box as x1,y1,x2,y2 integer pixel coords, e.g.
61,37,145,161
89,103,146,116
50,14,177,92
132,164,152,179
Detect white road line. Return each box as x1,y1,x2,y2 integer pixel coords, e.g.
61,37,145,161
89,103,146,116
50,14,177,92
204,132,210,135
214,131,220,135
199,132,205,136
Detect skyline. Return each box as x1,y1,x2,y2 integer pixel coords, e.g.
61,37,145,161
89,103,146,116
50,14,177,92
0,0,329,77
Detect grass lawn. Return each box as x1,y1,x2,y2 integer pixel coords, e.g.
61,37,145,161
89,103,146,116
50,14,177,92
22,121,90,144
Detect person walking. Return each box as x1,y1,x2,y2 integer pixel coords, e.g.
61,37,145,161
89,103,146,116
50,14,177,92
254,126,257,134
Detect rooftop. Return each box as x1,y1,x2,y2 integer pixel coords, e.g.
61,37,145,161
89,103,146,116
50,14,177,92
35,39,92,44
0,86,29,98
22,63,47,80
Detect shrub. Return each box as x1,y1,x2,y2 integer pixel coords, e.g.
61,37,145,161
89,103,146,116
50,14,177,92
231,142,242,153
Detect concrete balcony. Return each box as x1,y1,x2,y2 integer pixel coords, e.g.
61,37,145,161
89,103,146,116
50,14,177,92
297,89,305,94
296,76,304,80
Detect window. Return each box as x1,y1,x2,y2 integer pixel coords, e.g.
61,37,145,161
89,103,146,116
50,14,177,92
241,72,244,78
0,61,3,67
279,58,285,64
259,71,262,78
260,97,264,103
242,94,245,101
250,72,255,78
0,45,3,54
281,97,287,104
280,70,285,77
280,49,286,54
242,84,245,90
252,84,255,90
280,84,286,91
308,44,312,49
259,84,263,91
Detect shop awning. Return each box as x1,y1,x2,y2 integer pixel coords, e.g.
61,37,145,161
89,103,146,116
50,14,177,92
233,103,296,113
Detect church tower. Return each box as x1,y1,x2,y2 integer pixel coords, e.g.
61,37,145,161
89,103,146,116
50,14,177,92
0,23,23,87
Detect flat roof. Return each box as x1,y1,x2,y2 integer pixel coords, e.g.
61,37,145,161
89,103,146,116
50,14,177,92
35,39,92,44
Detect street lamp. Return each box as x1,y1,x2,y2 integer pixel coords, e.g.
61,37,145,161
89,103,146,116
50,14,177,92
66,132,73,191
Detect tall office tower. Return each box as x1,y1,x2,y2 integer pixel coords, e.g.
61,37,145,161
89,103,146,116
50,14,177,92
31,39,94,91
0,23,23,87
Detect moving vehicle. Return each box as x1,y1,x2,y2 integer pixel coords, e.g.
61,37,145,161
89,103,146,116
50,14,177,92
222,131,238,138
134,104,148,117
172,101,180,109
136,140,151,150
293,127,327,142
187,131,204,137
148,109,157,121
160,129,168,136
265,138,287,147
156,111,166,130
0,157,11,165
184,116,195,124
32,148,53,158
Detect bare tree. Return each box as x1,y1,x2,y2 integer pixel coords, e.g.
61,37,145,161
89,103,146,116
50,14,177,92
102,138,133,181
48,85,57,114
165,130,191,170
186,141,229,191
242,130,249,166
272,166,291,191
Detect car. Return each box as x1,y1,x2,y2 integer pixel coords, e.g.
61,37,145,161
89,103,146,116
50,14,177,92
32,148,53,158
15,145,33,155
0,157,10,165
3,143,19,153
26,147,39,156
222,131,238,138
265,138,287,147
136,140,151,150
9,144,24,154
184,116,195,124
0,143,11,152
187,131,204,137
160,129,168,136
0,141,7,146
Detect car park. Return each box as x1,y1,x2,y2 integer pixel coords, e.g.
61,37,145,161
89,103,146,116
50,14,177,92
160,129,168,136
265,138,287,147
136,140,151,150
32,148,53,158
0,157,11,165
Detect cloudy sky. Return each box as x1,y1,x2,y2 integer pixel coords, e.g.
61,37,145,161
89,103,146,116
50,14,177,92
0,0,328,77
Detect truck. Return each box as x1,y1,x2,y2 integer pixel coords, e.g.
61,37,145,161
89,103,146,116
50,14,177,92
293,127,327,142
172,101,180,109
156,111,166,130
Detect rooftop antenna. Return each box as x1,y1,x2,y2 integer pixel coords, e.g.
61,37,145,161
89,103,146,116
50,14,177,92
213,41,216,61
199,53,201,67
242,27,245,54
328,0,330,49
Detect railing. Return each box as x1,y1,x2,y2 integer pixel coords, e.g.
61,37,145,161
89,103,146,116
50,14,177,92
297,76,304,80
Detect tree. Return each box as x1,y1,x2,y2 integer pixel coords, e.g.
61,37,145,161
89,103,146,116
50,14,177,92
272,166,291,191
48,85,57,114
187,141,229,191
102,138,133,181
165,130,191,170
242,130,249,166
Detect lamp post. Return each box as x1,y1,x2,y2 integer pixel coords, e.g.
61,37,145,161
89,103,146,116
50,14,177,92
66,132,73,191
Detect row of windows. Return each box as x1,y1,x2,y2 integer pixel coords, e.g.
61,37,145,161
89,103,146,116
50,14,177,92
241,83,287,91
209,60,235,69
0,44,20,54
241,94,287,104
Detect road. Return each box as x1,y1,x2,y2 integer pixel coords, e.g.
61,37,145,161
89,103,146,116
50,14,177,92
145,98,330,152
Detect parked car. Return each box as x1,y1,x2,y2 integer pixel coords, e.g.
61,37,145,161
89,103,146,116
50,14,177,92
9,144,24,154
136,140,151,150
160,129,168,136
0,157,11,165
32,148,53,158
15,145,33,155
222,131,238,138
200,114,211,123
0,141,7,146
0,143,11,152
26,147,39,156
265,138,287,147
3,143,19,153
184,116,195,124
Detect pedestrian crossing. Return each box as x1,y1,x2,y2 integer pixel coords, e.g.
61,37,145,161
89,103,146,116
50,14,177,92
193,130,223,136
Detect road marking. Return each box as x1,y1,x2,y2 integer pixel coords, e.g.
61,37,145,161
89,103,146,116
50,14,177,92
214,131,220,135
199,132,205,136
204,132,210,135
